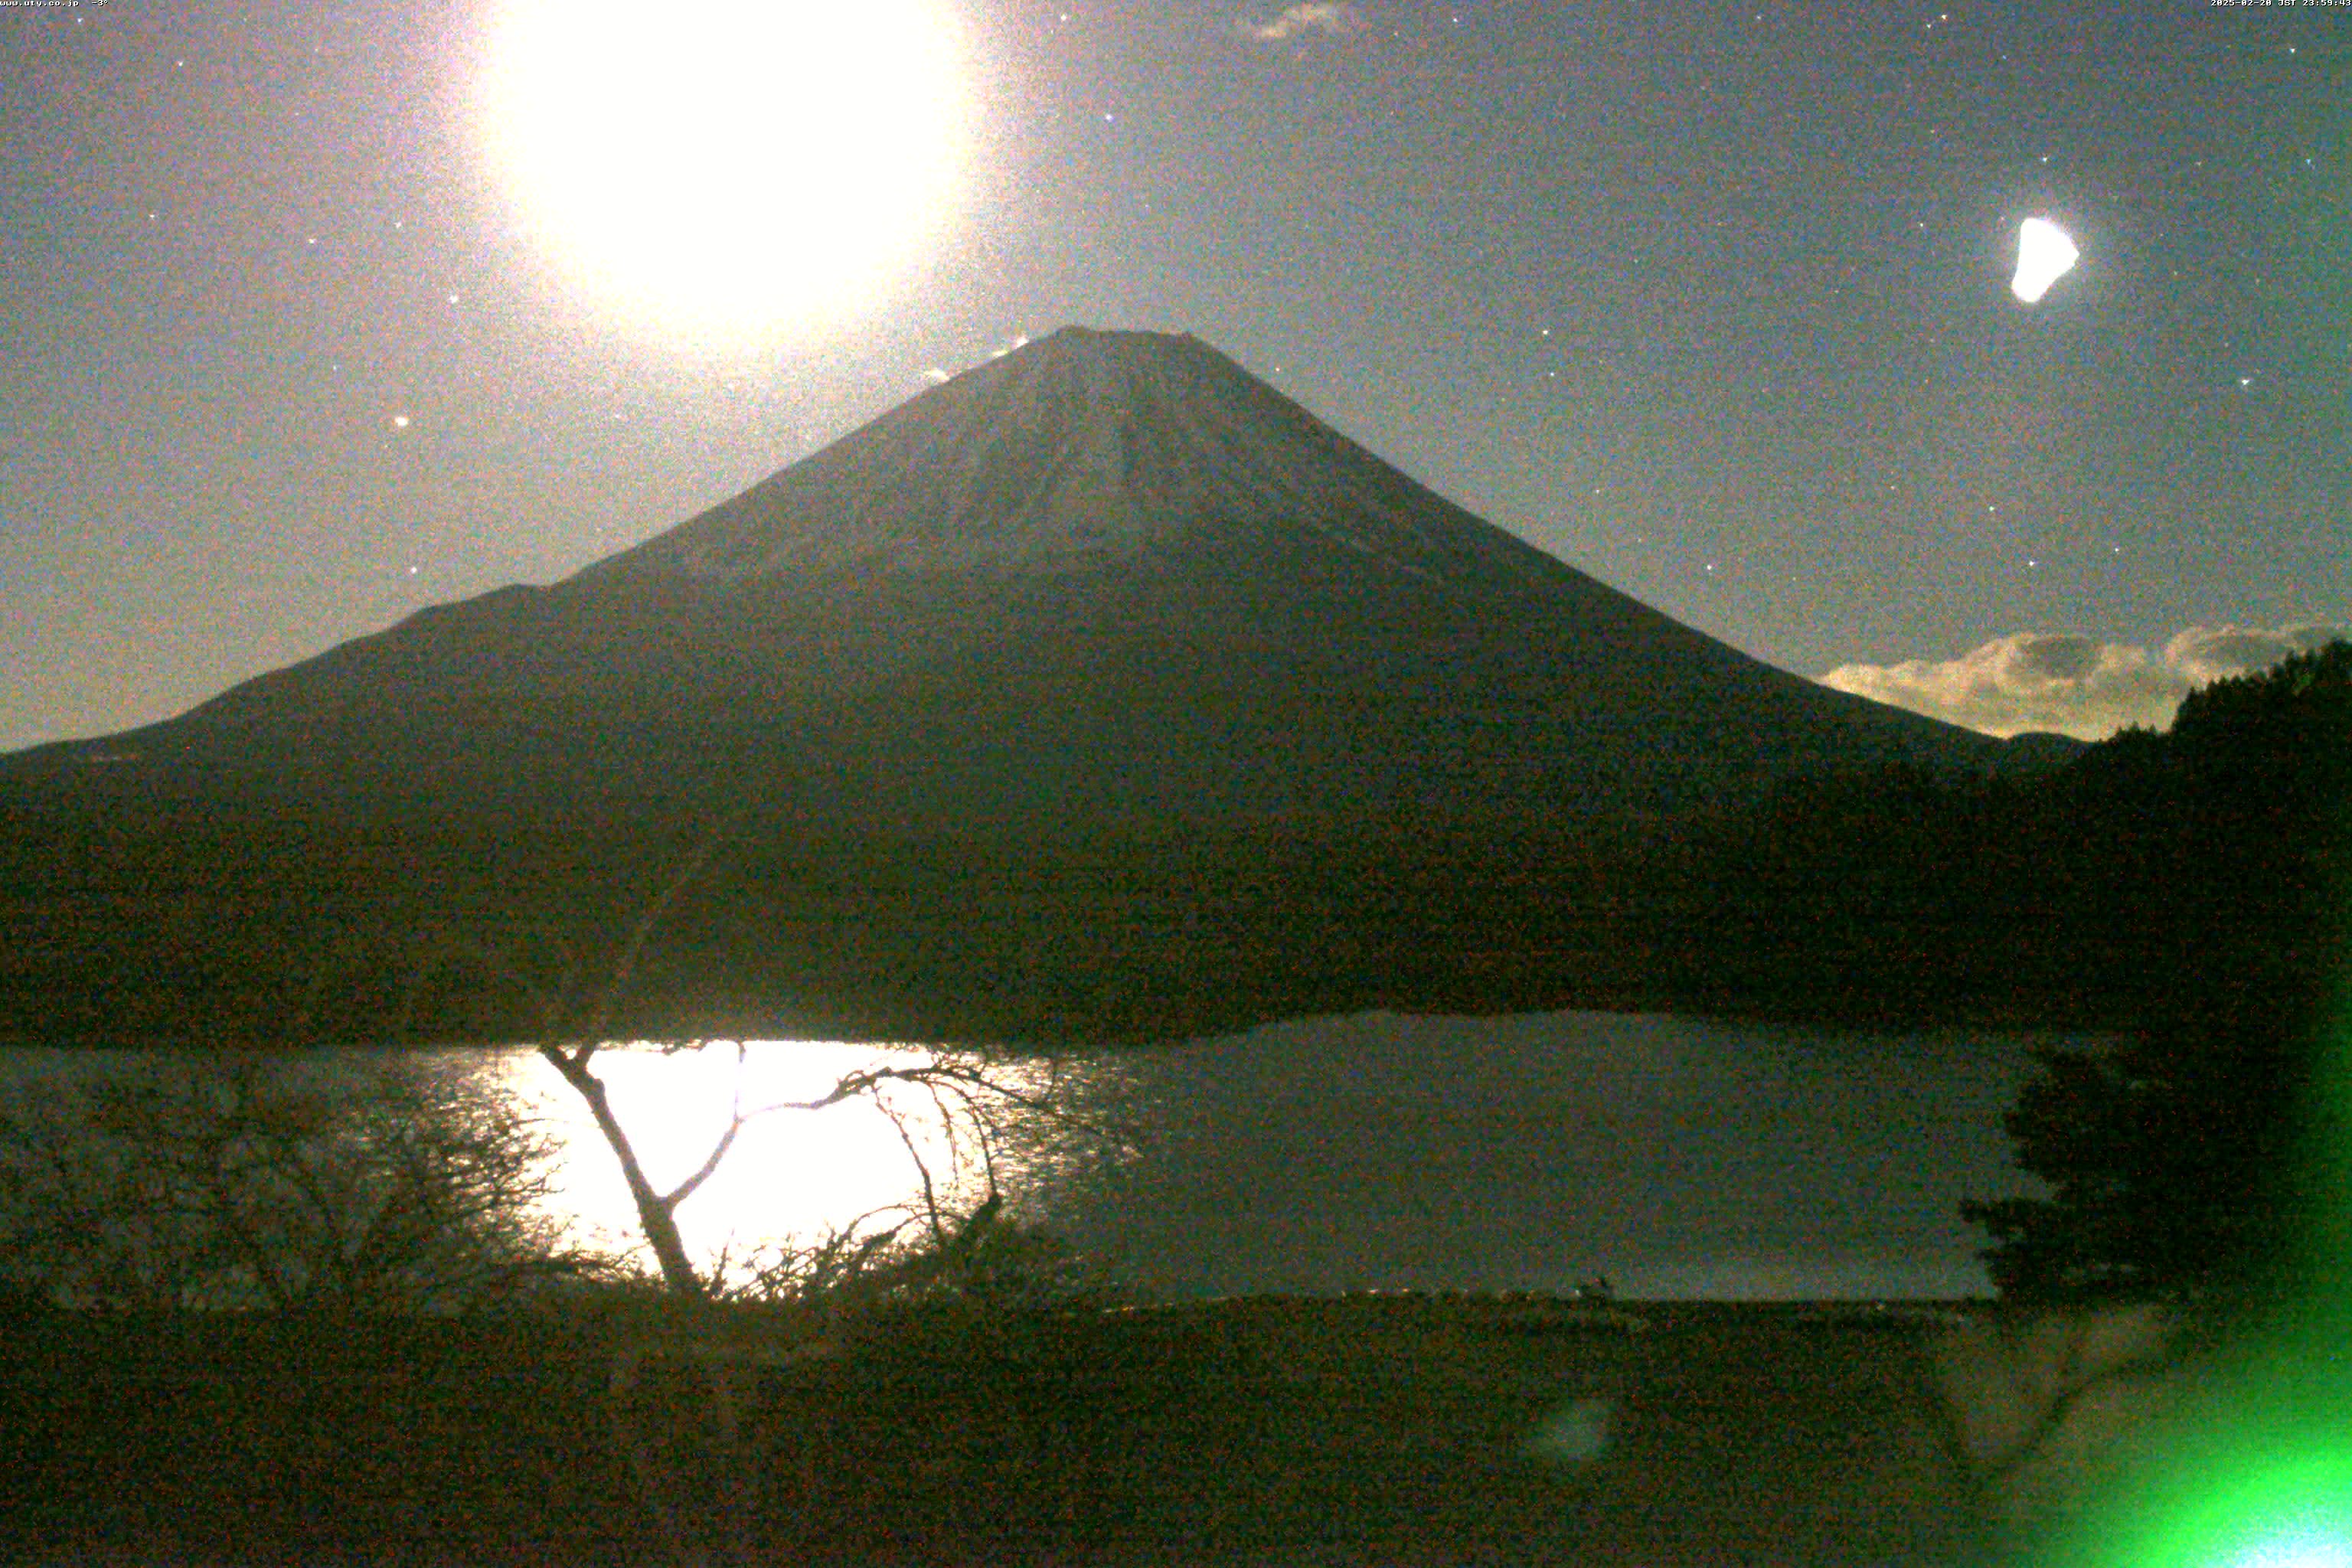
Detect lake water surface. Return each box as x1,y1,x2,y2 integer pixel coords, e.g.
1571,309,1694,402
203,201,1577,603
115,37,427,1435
5,1011,2092,1301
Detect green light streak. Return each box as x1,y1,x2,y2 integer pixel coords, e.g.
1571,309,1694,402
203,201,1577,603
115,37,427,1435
2101,1446,2352,1568
2052,894,2352,1568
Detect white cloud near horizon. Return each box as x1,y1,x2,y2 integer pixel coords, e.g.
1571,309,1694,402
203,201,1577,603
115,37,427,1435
1819,622,2345,741
1238,3,1367,41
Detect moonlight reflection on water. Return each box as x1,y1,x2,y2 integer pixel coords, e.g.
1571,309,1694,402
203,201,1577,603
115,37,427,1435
467,1040,1117,1276
1,1014,2066,1300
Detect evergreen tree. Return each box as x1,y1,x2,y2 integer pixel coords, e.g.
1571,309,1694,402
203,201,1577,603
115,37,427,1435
1963,643,2351,1306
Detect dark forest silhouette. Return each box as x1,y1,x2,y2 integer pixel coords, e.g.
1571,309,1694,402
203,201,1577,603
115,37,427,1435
3,650,2343,1047
1955,643,2349,1308
0,648,2339,1564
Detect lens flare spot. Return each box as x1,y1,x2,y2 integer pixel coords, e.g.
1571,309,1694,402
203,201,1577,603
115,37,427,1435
2230,1536,2352,1568
2099,1445,2352,1568
1523,1397,1615,1467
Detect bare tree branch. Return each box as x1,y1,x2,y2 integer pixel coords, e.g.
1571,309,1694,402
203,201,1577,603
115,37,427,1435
662,1044,753,1212
574,822,733,1048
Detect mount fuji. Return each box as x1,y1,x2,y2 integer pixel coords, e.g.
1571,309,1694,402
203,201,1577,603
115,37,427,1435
1,327,2050,1044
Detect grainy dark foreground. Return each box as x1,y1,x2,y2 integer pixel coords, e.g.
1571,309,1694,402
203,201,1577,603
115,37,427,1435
0,1294,2055,1567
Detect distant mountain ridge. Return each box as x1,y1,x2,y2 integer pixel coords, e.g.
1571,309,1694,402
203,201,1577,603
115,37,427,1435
0,326,2073,1044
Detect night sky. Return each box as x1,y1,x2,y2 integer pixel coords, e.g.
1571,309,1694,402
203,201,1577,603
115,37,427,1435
4,0,2344,753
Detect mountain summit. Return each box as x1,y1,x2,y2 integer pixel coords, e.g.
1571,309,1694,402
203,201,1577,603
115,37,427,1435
569,324,2006,814
584,326,1583,591
2,326,2044,1044
13,325,2007,820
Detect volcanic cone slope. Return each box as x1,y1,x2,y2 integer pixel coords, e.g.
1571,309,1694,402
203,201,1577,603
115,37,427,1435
14,327,2004,820
1,327,2030,1043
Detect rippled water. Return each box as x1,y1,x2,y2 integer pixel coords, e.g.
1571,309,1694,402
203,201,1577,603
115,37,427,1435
0,1011,2091,1300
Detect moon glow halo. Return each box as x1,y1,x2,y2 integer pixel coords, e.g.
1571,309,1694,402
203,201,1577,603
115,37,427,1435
478,1,972,347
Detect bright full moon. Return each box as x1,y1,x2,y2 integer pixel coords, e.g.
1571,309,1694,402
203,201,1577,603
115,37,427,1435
2011,217,2079,304
477,0,972,347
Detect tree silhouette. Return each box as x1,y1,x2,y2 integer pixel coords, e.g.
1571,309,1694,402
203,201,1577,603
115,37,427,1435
0,1057,600,1312
1962,983,2328,1305
1963,643,2351,1308
403,816,1101,1301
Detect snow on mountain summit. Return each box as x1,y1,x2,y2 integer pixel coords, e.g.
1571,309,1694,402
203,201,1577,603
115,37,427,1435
5,323,2021,834
580,326,1569,598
